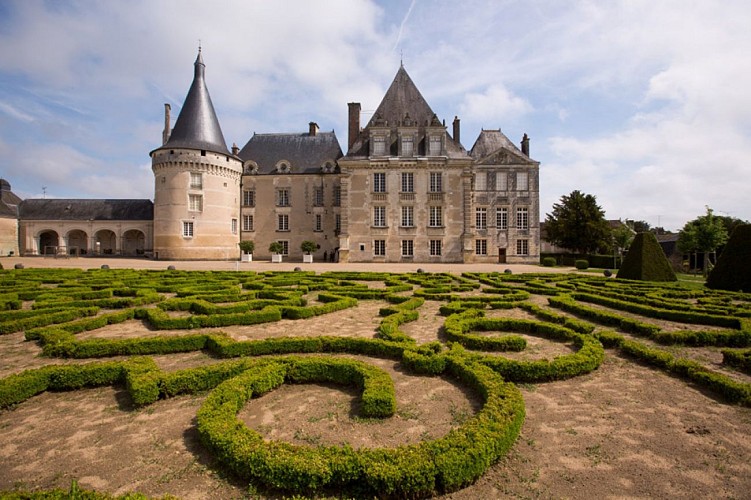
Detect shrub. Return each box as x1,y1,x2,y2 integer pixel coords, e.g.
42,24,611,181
574,259,589,270
604,269,612,277
617,232,677,281
269,241,285,254
300,240,317,254
542,257,556,267
707,224,751,292
238,240,255,254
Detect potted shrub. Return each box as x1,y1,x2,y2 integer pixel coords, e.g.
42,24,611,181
300,240,317,263
269,241,284,263
239,240,254,262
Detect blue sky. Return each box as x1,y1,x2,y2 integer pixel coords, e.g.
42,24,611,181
1,0,749,231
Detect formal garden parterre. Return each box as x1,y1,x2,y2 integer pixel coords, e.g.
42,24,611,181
1,268,750,498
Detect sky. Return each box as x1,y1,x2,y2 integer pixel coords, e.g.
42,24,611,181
1,0,750,232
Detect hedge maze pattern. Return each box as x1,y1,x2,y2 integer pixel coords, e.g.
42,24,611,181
1,268,751,497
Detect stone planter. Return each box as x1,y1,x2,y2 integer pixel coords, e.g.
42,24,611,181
303,254,313,263
241,253,253,262
271,254,283,263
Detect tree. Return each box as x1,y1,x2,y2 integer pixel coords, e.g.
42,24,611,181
626,219,651,233
544,190,611,255
611,222,635,267
678,207,729,275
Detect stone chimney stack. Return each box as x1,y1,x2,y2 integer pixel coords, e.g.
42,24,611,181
309,122,319,136
231,143,239,156
521,133,530,156
452,116,461,146
162,104,171,145
348,102,361,151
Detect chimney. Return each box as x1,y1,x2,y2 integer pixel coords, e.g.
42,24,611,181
231,143,239,156
452,116,461,146
348,102,361,151
162,104,171,145
521,133,530,156
309,122,319,136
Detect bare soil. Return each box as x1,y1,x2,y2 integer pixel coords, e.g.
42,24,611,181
1,258,750,499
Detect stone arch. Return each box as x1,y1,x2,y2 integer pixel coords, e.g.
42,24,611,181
66,229,88,256
38,230,59,255
122,229,146,256
95,229,117,255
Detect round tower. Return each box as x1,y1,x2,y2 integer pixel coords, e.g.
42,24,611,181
150,49,242,260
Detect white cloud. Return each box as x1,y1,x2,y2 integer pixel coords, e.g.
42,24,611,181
459,85,532,125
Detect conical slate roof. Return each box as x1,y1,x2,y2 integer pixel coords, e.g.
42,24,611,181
162,50,230,155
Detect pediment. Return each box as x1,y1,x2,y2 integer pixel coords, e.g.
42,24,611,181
474,147,534,166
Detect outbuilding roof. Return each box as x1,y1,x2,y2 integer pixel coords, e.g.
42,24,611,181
238,131,343,174
19,199,153,221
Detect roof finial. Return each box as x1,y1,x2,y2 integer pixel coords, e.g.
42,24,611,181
198,39,202,53
400,49,404,68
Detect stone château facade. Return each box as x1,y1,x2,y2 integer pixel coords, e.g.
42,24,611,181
4,50,540,264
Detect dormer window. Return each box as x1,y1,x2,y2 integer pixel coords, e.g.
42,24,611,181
428,136,442,156
275,161,291,173
372,136,386,156
401,136,414,157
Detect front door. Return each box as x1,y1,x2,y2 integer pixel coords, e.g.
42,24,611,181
498,248,506,264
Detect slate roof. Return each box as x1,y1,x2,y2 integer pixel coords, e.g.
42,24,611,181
346,66,468,159
0,179,21,218
19,199,153,221
157,50,230,155
238,131,343,174
469,129,531,161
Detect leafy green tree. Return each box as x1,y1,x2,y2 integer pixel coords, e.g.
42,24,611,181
678,207,729,275
611,222,635,267
626,219,651,233
544,190,611,255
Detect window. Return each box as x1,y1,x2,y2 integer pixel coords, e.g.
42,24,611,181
401,172,414,193
277,188,290,207
373,136,386,155
401,239,414,257
190,172,202,189
401,206,414,227
278,241,289,255
333,186,341,207
429,206,443,227
475,239,487,255
430,240,442,256
401,136,414,156
373,206,386,227
476,207,487,230
517,239,529,255
243,215,254,232
182,221,194,238
313,186,324,206
335,214,341,233
373,172,386,193
475,172,487,191
429,172,443,193
374,240,386,256
496,207,508,230
315,214,322,231
429,136,441,156
231,218,237,234
517,172,529,191
189,194,203,212
277,214,289,231
496,172,507,191
516,207,529,229
243,190,255,207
